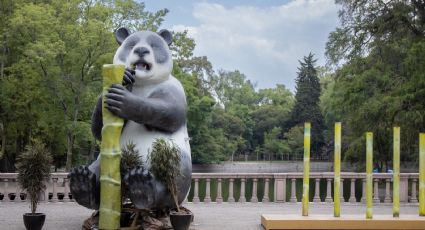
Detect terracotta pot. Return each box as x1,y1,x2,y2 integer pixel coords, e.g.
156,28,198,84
169,210,192,230
23,213,45,230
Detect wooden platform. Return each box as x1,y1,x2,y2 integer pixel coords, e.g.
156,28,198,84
261,214,425,230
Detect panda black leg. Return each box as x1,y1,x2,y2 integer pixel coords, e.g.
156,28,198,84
124,167,156,209
69,166,99,210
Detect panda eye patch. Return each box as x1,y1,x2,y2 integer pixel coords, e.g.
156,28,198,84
124,36,140,49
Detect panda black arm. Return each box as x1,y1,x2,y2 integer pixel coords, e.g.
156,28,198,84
105,84,187,133
91,96,103,141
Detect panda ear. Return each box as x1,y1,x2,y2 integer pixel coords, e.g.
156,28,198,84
158,29,173,46
115,27,131,45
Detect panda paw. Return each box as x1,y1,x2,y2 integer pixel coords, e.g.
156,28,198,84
122,68,135,86
69,166,99,210
124,167,156,209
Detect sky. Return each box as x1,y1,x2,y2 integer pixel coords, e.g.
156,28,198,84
144,0,341,91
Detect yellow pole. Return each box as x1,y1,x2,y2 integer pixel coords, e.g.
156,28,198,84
393,127,400,217
366,132,373,219
302,122,311,216
99,64,125,229
419,133,425,216
334,122,341,217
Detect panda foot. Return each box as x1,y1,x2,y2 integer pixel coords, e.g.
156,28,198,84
70,166,99,210
124,167,156,209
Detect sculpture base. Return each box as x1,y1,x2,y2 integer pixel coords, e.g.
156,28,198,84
261,214,425,230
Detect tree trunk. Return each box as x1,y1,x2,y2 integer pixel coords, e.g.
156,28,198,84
65,133,74,171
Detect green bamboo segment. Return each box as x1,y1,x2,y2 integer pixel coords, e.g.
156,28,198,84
99,64,125,230
366,132,373,219
334,122,341,217
419,133,425,216
393,127,400,217
302,122,311,216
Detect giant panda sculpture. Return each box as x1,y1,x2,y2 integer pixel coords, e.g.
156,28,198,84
70,27,192,211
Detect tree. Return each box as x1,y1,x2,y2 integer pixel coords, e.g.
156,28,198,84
262,127,286,161
251,85,294,147
0,0,169,171
289,53,324,157
324,0,425,170
282,125,304,161
326,0,425,66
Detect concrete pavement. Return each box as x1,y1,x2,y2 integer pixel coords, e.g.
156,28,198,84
0,202,421,230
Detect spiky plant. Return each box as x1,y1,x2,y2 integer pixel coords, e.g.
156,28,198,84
149,138,181,212
16,140,52,214
121,142,143,202
121,142,143,176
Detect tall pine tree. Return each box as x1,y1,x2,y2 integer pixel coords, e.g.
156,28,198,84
290,53,324,157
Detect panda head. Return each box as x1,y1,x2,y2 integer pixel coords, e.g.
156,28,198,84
113,27,173,85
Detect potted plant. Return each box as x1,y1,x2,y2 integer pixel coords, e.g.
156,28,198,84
149,138,192,230
16,140,53,230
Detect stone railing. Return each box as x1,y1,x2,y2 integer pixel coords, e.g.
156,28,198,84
0,172,420,204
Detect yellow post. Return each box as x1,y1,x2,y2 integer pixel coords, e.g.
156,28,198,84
99,64,125,229
393,127,400,217
334,122,341,217
302,122,311,216
419,133,425,216
366,132,373,219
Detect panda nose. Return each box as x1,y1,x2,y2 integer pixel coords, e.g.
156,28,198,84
134,47,150,57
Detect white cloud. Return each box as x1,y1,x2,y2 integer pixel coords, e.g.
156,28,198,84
172,0,340,91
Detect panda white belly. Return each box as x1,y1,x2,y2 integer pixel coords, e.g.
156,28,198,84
120,120,191,166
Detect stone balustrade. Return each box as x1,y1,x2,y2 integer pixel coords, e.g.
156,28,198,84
0,172,420,204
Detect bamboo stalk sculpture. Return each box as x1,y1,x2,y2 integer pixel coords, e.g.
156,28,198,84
366,132,373,219
99,64,125,229
302,122,311,216
419,133,425,216
393,127,400,217
334,122,341,217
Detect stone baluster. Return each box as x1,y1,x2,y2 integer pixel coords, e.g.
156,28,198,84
349,178,356,203
15,180,24,202
325,178,332,202
384,178,392,203
262,178,270,203
239,178,246,203
340,178,344,202
411,178,418,203
251,178,258,203
51,178,58,202
43,180,49,203
361,178,366,203
216,178,223,203
228,178,235,202
373,178,380,203
204,178,211,203
4,179,10,202
290,178,297,203
63,177,70,202
313,178,321,202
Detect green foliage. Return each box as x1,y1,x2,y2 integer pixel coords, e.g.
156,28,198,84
323,0,425,170
282,125,304,160
16,140,52,213
0,0,168,171
262,127,285,160
121,142,143,176
149,138,181,211
326,0,425,66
